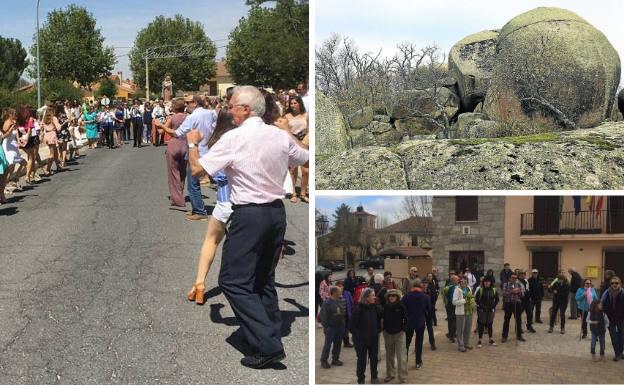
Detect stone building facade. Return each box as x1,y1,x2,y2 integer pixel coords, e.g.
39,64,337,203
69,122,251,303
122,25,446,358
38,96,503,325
432,196,505,277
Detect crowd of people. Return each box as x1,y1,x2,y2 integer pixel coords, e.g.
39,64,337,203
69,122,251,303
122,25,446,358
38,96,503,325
317,265,624,384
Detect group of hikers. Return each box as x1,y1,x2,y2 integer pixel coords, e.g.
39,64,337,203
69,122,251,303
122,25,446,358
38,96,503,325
318,264,624,384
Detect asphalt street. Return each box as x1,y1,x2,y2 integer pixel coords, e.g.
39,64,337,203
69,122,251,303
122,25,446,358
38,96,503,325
0,143,309,385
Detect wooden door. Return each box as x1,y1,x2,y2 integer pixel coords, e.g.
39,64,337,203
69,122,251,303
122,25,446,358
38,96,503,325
534,196,560,234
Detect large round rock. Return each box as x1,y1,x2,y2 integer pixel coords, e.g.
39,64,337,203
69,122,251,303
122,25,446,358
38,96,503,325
316,92,350,156
448,30,499,114
484,7,621,129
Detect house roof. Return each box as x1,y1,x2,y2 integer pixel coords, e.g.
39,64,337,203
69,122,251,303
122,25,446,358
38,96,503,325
216,60,230,78
379,216,432,234
378,246,431,258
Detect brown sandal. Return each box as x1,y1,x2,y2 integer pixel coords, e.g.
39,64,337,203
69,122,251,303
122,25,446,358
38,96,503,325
186,283,205,305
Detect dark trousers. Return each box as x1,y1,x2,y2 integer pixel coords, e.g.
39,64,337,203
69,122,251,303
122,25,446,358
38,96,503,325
218,201,286,354
133,117,143,146
431,295,438,326
502,302,522,339
124,118,131,141
580,309,589,337
321,326,343,363
355,341,378,383
103,123,114,148
477,310,494,340
549,301,568,330
532,299,542,322
523,299,533,328
607,320,623,357
445,304,456,339
405,326,425,365
343,315,351,345
425,314,435,347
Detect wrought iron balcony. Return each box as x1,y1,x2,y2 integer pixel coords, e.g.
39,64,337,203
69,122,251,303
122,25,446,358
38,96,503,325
521,210,624,235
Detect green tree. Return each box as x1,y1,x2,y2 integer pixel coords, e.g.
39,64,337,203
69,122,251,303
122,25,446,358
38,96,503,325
31,5,115,87
129,15,216,94
0,36,28,89
329,203,362,267
227,0,308,89
41,78,84,102
95,78,118,99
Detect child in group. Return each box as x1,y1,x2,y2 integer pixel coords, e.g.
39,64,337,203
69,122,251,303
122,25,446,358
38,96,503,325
588,299,608,362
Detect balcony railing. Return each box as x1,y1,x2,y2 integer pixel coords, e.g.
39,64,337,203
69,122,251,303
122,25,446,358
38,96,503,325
521,210,624,235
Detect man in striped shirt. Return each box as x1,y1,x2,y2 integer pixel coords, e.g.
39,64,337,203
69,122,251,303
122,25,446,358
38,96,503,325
186,86,308,369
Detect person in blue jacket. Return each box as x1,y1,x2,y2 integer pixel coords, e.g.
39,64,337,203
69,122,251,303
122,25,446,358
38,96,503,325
575,278,598,339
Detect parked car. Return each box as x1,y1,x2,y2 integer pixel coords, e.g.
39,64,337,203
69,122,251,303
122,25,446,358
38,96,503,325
358,256,385,269
321,260,345,271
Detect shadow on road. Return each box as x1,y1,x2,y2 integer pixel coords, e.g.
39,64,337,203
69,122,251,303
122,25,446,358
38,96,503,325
0,206,18,216
282,239,297,256
210,297,308,370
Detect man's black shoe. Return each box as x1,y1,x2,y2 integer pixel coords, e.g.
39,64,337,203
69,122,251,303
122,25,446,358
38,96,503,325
501,337,507,343
321,361,330,369
241,350,286,369
535,319,543,323
344,342,354,348
430,344,436,351
518,337,526,342
527,327,536,333
331,359,343,366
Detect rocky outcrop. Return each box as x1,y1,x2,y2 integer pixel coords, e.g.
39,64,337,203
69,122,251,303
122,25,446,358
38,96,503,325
347,107,374,129
351,121,403,147
316,146,409,190
450,112,500,138
316,121,624,190
483,7,621,129
448,30,499,118
316,92,350,156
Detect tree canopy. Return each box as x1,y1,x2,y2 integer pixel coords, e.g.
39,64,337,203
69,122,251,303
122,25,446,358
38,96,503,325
226,0,308,89
31,5,115,87
129,15,216,95
96,78,118,99
0,36,28,89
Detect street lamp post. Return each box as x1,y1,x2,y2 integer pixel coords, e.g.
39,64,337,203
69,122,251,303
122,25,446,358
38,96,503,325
315,215,329,265
145,48,149,101
36,0,41,110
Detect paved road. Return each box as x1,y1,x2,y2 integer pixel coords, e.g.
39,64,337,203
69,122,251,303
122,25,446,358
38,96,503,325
316,299,623,384
0,143,309,385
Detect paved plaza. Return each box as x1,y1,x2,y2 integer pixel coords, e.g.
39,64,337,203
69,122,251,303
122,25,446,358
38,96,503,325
316,278,623,383
0,144,309,385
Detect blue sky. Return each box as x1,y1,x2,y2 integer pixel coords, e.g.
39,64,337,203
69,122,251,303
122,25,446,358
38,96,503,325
1,0,251,80
317,0,624,87
316,195,410,226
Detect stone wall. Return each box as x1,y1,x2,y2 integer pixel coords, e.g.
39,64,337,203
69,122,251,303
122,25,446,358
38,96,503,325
432,196,505,278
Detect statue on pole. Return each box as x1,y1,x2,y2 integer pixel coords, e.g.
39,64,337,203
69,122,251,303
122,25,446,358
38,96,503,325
162,75,173,101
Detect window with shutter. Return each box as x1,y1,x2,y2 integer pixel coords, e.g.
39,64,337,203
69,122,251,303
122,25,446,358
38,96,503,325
455,196,478,222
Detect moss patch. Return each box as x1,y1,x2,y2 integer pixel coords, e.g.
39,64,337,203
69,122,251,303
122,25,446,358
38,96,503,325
450,132,561,146
577,135,620,150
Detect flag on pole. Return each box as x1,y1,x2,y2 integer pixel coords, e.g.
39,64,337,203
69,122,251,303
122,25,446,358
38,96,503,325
596,196,604,219
587,196,595,212
559,196,564,218
573,196,581,216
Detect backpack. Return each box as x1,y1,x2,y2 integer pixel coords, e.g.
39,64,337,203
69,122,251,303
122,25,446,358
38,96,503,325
354,284,367,305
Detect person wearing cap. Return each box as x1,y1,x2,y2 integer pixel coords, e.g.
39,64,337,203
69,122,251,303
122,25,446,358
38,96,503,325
528,269,544,323
382,288,407,383
475,275,499,347
186,86,308,368
320,286,346,369
402,278,429,369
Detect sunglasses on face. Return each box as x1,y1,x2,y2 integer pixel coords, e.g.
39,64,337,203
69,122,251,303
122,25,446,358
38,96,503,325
611,282,621,286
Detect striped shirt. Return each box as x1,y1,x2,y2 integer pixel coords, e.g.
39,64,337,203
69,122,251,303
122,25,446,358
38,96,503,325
198,116,308,205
